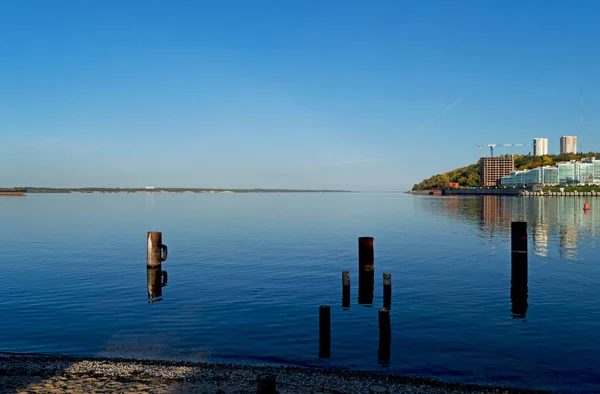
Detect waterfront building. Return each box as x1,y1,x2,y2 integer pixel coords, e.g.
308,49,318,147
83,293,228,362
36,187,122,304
557,162,576,184
533,138,548,156
523,168,542,184
501,167,559,186
542,167,559,184
575,162,594,184
499,160,600,186
594,160,600,183
501,171,524,186
560,136,577,154
479,156,515,187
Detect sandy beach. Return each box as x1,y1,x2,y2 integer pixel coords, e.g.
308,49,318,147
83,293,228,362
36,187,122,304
0,353,549,394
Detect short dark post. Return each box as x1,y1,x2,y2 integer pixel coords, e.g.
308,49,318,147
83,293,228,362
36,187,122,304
147,231,168,267
378,308,391,364
383,273,392,309
256,374,276,394
342,271,350,309
510,222,528,318
319,305,331,358
358,236,374,265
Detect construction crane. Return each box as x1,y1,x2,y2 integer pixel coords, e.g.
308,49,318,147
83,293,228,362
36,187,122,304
477,143,531,157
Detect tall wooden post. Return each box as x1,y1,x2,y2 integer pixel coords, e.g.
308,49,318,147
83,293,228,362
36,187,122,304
147,231,168,267
319,305,331,358
511,222,528,318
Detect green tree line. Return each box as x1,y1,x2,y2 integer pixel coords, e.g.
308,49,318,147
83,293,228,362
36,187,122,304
412,152,600,191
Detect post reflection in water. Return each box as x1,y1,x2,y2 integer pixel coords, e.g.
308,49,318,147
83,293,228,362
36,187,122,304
147,266,168,304
510,251,528,319
358,264,374,306
378,308,391,366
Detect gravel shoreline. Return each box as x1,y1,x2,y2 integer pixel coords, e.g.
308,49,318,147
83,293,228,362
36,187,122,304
0,353,551,394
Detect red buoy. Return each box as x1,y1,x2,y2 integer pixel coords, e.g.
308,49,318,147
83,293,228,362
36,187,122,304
584,202,590,211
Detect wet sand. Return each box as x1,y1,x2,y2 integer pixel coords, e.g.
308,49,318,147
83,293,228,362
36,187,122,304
0,353,549,393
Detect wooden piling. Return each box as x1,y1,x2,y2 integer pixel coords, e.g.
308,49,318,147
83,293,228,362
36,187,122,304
256,374,276,394
378,308,391,364
510,222,528,318
358,237,374,265
342,271,350,309
319,305,331,358
147,231,168,267
383,273,392,309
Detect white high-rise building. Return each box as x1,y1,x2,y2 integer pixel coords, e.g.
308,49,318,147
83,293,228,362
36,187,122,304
560,136,577,154
533,138,548,156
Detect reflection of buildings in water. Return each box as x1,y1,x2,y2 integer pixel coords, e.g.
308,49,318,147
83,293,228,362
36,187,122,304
480,196,513,231
532,224,548,257
422,195,596,260
532,198,549,257
558,199,578,260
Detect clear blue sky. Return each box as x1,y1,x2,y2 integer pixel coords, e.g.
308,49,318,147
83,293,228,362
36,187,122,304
2,0,600,190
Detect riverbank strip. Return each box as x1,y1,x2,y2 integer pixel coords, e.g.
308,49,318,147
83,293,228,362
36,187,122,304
0,353,549,393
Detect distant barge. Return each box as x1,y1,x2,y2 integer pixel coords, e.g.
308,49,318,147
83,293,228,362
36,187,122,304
0,188,26,196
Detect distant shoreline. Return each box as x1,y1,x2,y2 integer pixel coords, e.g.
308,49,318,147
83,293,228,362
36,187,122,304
17,187,354,194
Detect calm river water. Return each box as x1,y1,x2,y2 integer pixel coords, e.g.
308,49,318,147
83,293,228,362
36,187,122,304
1,193,599,392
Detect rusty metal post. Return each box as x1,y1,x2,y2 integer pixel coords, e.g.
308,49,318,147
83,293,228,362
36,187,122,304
378,308,391,364
342,271,350,309
319,305,331,358
383,273,392,309
511,222,528,318
147,231,168,267
256,374,276,394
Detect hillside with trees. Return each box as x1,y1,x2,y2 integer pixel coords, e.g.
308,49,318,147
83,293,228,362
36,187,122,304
411,152,600,191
